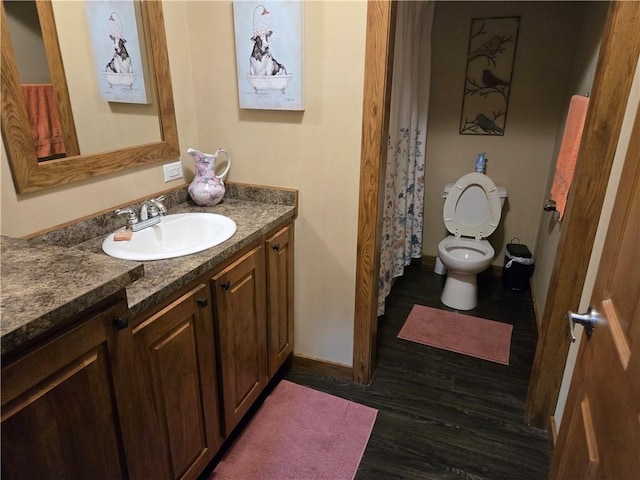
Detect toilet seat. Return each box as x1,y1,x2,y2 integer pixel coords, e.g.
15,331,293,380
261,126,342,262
443,173,502,240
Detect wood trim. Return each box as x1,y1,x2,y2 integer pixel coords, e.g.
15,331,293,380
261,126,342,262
1,1,180,193
352,0,396,385
549,416,558,447
530,282,543,334
525,1,640,428
292,354,353,381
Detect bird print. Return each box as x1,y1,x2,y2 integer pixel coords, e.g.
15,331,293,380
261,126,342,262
471,114,504,134
482,69,510,88
468,37,502,61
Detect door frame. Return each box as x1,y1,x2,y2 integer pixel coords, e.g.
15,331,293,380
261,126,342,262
352,0,640,431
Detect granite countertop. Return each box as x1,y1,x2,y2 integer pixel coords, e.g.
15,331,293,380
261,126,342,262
0,184,297,357
0,237,144,355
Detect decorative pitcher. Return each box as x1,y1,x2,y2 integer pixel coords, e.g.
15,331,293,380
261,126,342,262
187,147,231,206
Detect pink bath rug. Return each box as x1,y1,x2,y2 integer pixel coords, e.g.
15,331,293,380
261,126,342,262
398,304,513,365
211,380,378,480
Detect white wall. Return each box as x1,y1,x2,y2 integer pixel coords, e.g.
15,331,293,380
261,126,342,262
424,2,590,265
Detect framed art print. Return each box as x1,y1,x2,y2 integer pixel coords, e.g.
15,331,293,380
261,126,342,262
460,17,520,135
85,0,149,104
233,1,304,111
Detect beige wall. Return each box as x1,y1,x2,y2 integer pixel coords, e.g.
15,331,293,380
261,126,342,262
531,2,608,322
4,0,615,373
0,1,197,237
52,1,160,154
4,1,50,83
554,54,640,428
1,1,367,367
184,1,367,365
424,2,590,265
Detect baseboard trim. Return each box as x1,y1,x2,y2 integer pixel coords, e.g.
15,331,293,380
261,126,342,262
422,255,437,267
291,354,353,381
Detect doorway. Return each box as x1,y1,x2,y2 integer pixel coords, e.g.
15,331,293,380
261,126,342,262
353,0,640,431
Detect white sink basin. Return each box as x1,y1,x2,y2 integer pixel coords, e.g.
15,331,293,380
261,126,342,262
102,213,236,261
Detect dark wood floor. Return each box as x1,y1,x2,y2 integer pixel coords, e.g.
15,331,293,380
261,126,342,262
284,263,550,480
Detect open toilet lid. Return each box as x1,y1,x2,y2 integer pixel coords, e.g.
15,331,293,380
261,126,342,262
443,172,502,239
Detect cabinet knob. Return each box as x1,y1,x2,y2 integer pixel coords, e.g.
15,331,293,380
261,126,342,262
221,281,231,291
113,316,129,331
197,297,208,308
272,243,281,252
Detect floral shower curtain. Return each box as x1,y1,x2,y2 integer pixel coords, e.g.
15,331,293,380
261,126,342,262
378,1,434,316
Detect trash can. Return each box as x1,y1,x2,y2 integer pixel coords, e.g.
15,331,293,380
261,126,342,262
502,240,534,291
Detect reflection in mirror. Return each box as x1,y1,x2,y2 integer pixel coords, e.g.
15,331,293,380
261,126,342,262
1,0,179,194
53,0,161,154
4,0,79,161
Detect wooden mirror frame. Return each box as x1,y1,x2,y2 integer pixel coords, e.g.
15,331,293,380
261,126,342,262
1,0,179,194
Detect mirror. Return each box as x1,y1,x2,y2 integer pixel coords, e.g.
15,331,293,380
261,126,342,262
1,0,179,194
3,0,80,161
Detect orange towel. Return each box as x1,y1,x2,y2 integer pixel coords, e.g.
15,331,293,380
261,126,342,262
21,84,66,159
550,95,589,220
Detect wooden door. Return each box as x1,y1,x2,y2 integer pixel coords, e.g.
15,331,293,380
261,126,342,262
548,105,640,478
1,302,130,479
212,245,268,436
266,224,295,377
128,284,222,480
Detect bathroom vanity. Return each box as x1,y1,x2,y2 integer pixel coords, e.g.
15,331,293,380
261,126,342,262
0,184,297,480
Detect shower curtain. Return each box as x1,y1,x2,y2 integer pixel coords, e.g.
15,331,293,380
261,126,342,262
378,1,434,316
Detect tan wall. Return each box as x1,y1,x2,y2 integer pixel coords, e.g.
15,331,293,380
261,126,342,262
531,3,608,322
554,54,640,428
1,0,367,367
52,1,160,154
4,1,50,83
5,0,612,371
1,1,197,237
423,2,590,265
184,1,367,365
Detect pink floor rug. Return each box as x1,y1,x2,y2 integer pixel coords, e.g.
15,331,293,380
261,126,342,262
398,305,513,365
211,380,378,480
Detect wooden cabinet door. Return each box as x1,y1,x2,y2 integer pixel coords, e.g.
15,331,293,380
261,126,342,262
127,284,222,480
266,224,294,377
212,245,267,436
1,302,130,479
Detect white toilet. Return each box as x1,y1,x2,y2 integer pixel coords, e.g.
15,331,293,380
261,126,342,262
437,172,507,310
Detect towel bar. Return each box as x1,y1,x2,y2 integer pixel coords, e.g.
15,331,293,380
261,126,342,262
544,199,557,211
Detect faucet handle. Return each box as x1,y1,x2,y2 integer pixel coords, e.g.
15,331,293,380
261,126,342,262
150,196,167,216
116,208,138,228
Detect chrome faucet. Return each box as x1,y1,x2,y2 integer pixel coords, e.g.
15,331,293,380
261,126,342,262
140,195,167,220
116,196,167,232
115,207,138,229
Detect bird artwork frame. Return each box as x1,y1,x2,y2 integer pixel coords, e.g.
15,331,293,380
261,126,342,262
459,16,520,136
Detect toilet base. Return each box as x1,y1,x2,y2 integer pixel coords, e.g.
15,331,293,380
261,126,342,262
441,271,478,310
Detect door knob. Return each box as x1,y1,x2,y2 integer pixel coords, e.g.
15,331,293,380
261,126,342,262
567,306,598,342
